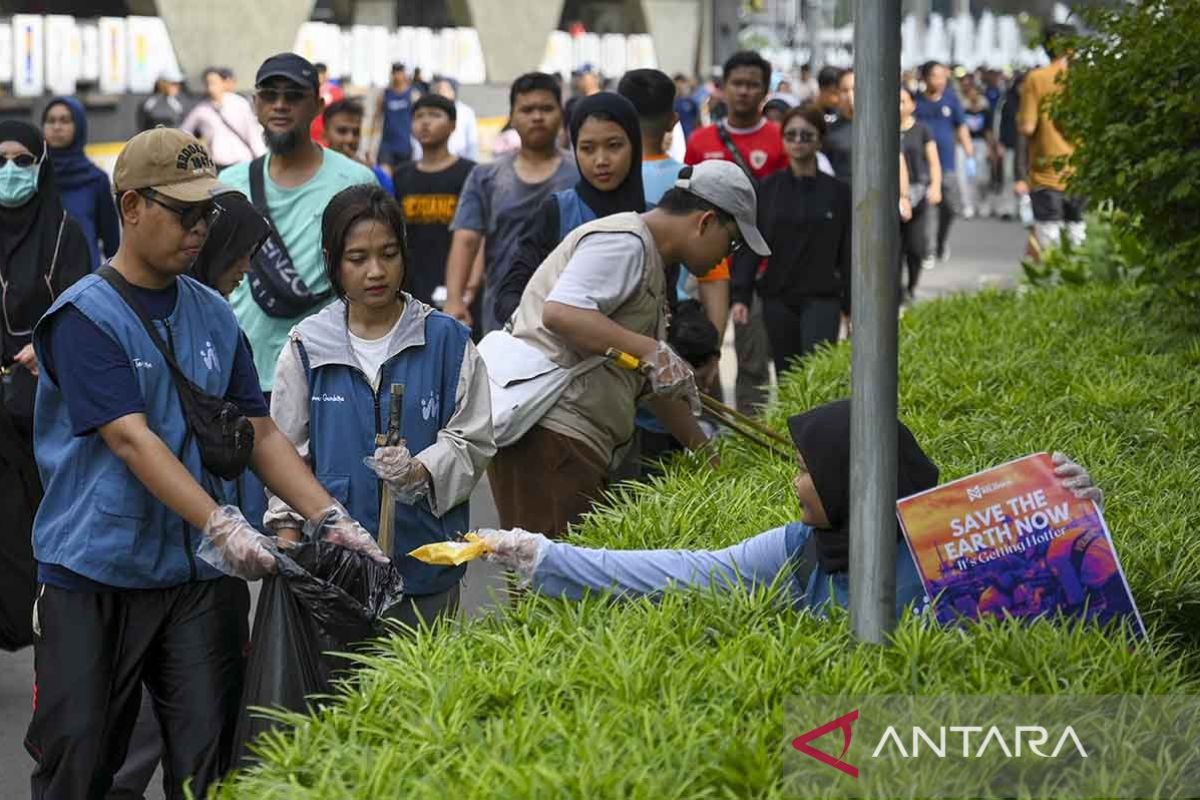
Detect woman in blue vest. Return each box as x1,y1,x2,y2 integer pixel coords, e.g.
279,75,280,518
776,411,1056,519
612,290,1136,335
493,91,646,324
42,96,121,270
267,183,495,626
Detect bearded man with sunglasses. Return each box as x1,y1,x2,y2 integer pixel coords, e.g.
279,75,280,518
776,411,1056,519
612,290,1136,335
219,53,377,398
25,128,381,798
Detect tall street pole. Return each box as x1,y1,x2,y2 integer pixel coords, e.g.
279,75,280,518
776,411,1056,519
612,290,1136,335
848,0,901,644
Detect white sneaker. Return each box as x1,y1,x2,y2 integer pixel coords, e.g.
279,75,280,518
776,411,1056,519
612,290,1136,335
921,256,936,271
938,247,951,263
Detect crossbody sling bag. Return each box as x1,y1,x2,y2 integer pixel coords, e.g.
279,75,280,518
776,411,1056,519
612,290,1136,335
245,156,331,318
99,266,255,480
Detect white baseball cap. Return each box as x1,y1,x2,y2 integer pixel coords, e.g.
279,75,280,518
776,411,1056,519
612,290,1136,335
674,160,771,257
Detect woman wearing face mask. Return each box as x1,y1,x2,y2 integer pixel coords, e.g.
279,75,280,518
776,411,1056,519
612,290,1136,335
477,400,1103,618
188,191,270,298
731,105,851,377
42,97,121,271
492,91,645,325
0,121,89,650
267,184,495,626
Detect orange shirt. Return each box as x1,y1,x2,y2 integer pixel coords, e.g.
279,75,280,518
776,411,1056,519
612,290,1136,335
1018,61,1074,192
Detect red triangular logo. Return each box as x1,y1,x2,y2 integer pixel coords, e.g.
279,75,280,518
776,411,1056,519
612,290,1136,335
791,709,859,778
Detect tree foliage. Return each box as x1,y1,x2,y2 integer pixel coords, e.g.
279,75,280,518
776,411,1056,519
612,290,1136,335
1050,0,1200,303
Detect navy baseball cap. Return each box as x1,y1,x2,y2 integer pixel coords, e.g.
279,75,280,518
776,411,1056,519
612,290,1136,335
255,53,319,92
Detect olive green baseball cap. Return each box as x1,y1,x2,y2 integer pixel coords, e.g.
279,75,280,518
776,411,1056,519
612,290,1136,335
113,127,228,203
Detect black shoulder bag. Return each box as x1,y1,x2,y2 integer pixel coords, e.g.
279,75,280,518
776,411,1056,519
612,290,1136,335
99,266,255,480
715,122,756,179
245,156,330,318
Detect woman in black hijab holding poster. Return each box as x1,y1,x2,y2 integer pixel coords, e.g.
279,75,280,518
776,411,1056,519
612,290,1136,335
469,400,1103,620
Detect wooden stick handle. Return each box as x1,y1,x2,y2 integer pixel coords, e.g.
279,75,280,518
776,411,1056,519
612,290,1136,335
699,394,793,448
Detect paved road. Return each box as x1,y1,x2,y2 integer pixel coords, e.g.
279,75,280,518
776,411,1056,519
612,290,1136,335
0,217,1025,799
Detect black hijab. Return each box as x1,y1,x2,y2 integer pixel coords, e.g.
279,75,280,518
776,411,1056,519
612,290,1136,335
787,399,940,573
189,192,270,291
0,120,66,337
568,92,646,219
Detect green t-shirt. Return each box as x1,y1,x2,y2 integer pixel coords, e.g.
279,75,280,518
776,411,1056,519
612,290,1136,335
220,150,377,390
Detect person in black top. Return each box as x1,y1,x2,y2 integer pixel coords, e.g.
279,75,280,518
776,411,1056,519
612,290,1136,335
816,66,843,126
0,121,89,652
899,87,942,300
822,68,854,181
393,94,477,315
733,105,850,376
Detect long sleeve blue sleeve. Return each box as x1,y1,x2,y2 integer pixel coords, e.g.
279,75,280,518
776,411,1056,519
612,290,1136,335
531,527,801,602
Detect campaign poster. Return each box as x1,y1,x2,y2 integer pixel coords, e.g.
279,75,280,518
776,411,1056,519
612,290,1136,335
0,23,13,85
896,453,1144,636
98,17,127,94
126,16,176,94
45,15,79,97
12,15,44,98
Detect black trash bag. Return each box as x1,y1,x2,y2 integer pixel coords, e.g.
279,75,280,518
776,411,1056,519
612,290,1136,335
232,539,404,764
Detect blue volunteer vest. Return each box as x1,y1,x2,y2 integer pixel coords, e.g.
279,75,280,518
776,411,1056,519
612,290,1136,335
32,274,242,588
554,188,598,241
297,311,470,595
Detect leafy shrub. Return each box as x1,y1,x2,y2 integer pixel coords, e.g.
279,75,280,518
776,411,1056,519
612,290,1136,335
212,285,1200,799
1051,0,1200,303
1021,204,1149,288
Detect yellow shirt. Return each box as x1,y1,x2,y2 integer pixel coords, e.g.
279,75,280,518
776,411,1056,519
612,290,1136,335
1018,61,1074,192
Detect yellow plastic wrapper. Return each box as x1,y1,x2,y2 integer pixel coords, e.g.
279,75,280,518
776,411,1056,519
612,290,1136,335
408,533,491,566
611,350,643,371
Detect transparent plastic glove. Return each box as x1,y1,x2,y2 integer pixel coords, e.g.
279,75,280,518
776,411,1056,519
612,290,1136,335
305,502,391,563
643,341,701,415
198,505,277,580
477,528,550,583
963,156,977,181
364,444,431,505
1052,452,1104,509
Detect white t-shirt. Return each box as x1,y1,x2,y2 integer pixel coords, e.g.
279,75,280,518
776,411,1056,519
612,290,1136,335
349,315,404,388
545,232,646,315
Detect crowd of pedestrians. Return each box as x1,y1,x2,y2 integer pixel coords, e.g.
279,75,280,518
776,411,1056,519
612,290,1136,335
0,22,1088,797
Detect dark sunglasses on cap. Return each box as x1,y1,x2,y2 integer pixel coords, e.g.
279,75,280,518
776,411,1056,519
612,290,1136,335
0,153,39,168
255,86,311,105
139,189,219,230
783,130,818,144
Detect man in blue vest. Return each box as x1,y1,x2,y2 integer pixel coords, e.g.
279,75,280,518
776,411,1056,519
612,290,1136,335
24,128,382,799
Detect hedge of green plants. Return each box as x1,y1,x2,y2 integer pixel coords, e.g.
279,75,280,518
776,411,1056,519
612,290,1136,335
212,284,1200,799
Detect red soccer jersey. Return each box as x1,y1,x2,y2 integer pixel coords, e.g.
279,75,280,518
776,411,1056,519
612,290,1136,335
684,118,787,179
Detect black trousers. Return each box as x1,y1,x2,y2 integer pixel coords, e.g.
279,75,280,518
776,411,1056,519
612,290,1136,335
26,577,250,800
0,429,39,651
761,296,842,376
900,201,930,295
932,175,963,258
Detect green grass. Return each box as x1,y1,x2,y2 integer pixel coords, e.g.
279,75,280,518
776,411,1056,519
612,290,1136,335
211,284,1200,799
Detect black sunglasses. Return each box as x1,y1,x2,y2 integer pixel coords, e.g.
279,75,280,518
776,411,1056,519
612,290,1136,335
783,130,818,143
139,189,219,230
255,86,311,105
0,153,38,168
